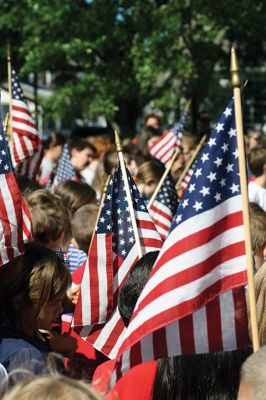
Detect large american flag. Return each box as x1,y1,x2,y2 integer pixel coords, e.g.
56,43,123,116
73,158,162,357
148,110,188,166
110,99,250,385
149,176,179,241
0,106,25,266
45,144,77,190
11,70,43,180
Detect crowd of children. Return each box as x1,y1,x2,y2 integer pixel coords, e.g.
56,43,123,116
0,113,266,400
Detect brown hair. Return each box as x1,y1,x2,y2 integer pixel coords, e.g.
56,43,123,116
54,181,96,216
71,204,99,253
136,159,165,185
2,375,102,400
248,147,266,177
0,242,71,334
249,202,266,250
26,190,70,245
43,132,66,150
86,136,115,159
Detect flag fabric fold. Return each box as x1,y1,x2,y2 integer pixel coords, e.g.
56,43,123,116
149,176,179,241
11,70,43,179
0,101,25,266
46,144,77,190
72,158,162,357
109,99,250,385
148,110,188,166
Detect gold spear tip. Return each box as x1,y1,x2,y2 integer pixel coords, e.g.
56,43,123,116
113,123,123,152
230,47,241,88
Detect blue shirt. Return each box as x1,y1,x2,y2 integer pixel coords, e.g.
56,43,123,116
0,328,50,377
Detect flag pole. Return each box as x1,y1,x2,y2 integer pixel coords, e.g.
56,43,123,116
3,113,10,134
175,134,207,191
147,150,179,210
7,45,13,147
115,128,143,259
231,47,259,352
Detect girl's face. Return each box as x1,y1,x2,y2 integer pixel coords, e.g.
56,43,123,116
137,179,157,200
37,293,65,330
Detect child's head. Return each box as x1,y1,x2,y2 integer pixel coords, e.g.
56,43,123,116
27,190,70,250
71,204,99,253
249,202,266,269
69,139,96,171
136,159,165,199
248,147,266,178
2,375,102,400
54,180,96,216
182,132,198,162
43,132,66,163
0,242,71,334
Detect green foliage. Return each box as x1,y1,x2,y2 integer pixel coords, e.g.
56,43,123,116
0,0,266,130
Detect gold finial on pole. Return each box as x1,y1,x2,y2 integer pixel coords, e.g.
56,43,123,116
230,47,241,88
231,47,259,352
114,126,123,153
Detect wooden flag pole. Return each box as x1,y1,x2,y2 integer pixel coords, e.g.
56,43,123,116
147,100,192,208
231,47,259,352
3,113,10,134
147,150,179,210
175,134,207,191
115,128,143,259
7,46,13,146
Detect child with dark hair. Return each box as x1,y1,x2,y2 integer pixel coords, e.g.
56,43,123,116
0,243,71,377
68,139,96,173
54,180,96,216
93,251,250,400
39,132,66,185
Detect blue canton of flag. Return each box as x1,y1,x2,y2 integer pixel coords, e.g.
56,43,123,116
46,144,77,189
149,176,179,240
174,99,239,226
108,99,249,387
171,109,188,135
73,158,162,358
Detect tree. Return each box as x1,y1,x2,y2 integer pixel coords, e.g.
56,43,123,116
0,0,266,133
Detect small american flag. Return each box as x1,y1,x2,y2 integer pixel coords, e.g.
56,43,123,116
148,110,188,166
0,105,24,266
46,144,77,190
73,158,162,357
22,197,33,242
110,99,250,385
11,70,43,179
149,176,179,240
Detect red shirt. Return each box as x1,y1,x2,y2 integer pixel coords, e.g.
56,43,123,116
93,359,157,399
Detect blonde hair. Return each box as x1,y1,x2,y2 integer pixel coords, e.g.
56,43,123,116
136,159,165,184
248,261,266,346
3,375,102,400
0,242,71,335
249,202,266,250
26,190,70,245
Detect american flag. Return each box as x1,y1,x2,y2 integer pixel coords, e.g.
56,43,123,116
109,99,250,385
73,158,162,357
148,110,188,166
148,176,179,241
22,197,33,242
46,144,77,190
0,106,24,266
11,70,43,180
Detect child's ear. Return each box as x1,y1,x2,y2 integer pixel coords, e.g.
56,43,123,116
71,238,80,249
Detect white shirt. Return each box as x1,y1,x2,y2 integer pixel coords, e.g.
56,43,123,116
248,181,266,212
